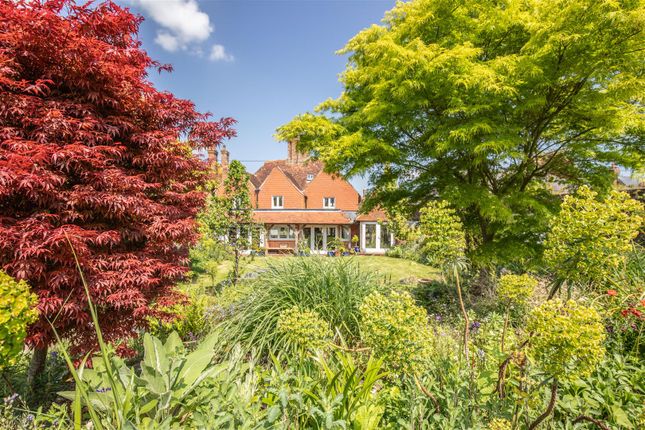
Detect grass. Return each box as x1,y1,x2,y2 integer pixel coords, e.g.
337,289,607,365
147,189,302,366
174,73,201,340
190,255,440,288
213,258,382,356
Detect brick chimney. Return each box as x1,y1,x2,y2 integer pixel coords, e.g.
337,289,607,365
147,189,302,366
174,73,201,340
287,139,308,164
221,145,229,173
206,146,218,167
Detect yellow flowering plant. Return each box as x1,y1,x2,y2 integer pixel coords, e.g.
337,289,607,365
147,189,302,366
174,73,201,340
0,271,38,370
359,291,433,376
544,186,643,291
276,306,333,353
527,299,605,382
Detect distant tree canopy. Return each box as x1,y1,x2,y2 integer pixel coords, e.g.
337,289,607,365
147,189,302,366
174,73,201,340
277,0,645,267
0,0,235,355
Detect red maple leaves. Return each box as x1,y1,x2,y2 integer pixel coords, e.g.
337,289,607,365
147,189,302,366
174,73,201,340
0,0,235,353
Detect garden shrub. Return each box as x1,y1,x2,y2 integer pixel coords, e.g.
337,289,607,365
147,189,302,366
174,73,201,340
148,286,214,343
544,186,643,288
497,273,537,310
418,200,466,267
527,299,605,381
217,258,380,356
276,306,333,353
359,291,433,375
0,272,38,370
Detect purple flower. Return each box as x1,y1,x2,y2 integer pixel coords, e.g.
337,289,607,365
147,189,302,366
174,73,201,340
96,387,112,393
469,321,481,332
434,314,442,322
26,414,34,422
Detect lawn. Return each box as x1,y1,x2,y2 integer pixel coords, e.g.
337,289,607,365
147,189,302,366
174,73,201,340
190,255,440,288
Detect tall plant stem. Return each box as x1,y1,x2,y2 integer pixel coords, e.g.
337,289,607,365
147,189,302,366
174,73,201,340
455,271,469,361
528,380,558,430
501,312,509,352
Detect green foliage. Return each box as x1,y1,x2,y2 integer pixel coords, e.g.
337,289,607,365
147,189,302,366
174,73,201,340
497,273,537,309
217,258,380,356
198,160,257,283
545,186,643,288
148,286,213,342
277,0,645,267
0,272,38,370
418,201,466,267
263,351,387,429
359,291,433,375
557,353,645,430
189,235,230,286
276,306,333,353
527,299,606,381
56,332,223,429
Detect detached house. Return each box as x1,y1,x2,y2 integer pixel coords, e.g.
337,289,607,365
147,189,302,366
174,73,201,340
210,141,394,255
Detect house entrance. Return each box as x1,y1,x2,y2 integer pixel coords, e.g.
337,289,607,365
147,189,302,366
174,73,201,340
302,225,337,253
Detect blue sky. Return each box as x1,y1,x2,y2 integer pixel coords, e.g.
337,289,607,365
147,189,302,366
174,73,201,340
123,0,395,190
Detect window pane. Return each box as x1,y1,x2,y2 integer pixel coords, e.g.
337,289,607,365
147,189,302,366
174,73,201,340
341,226,350,240
365,224,376,248
314,227,324,250
380,224,392,248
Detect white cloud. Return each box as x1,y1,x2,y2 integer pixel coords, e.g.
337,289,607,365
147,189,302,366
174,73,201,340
209,44,234,62
127,0,231,59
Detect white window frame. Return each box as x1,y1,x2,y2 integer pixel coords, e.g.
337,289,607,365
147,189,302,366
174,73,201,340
306,173,314,182
269,224,295,240
360,222,393,254
271,195,284,209
323,197,336,209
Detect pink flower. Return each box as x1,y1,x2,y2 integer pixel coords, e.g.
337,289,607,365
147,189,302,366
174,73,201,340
607,289,617,297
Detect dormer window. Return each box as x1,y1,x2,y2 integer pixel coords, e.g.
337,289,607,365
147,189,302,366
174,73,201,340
323,197,335,209
272,195,284,208
306,173,314,182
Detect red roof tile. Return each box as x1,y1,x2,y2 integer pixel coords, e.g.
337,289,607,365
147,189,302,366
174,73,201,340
253,160,324,190
355,209,388,222
253,210,353,225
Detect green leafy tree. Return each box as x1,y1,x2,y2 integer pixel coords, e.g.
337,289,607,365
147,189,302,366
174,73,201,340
276,0,645,269
199,160,255,285
544,186,643,295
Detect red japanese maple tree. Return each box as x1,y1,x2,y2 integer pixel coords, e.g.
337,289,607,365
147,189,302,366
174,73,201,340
0,0,235,368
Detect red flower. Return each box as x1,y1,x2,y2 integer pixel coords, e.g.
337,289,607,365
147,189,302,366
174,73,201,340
621,309,630,317
607,289,618,296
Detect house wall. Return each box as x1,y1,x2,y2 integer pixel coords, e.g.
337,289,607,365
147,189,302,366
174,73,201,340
305,172,360,210
256,168,305,209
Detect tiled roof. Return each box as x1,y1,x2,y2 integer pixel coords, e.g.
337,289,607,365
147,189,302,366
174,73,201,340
253,160,324,190
253,210,353,225
355,209,388,222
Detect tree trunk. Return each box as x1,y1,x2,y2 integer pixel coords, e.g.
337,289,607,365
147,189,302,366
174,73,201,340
471,266,494,296
27,346,47,391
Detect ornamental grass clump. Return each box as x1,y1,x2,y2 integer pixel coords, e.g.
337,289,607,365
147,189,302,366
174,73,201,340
276,306,333,353
217,258,380,356
0,271,38,370
359,291,433,376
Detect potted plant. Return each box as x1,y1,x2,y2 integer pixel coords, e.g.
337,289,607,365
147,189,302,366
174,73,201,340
351,234,360,253
327,237,342,257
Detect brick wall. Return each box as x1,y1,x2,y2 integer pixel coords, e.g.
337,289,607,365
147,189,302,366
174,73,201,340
305,172,360,210
256,168,305,209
